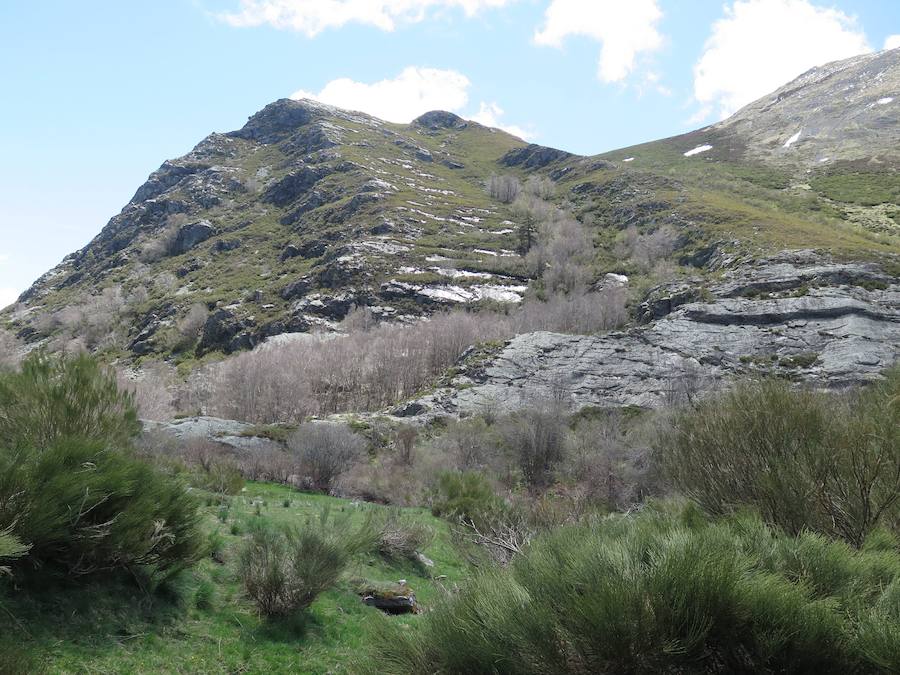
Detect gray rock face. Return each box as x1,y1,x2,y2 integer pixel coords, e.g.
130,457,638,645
142,416,284,455
696,48,900,166
415,254,900,418
501,144,574,169
172,220,216,255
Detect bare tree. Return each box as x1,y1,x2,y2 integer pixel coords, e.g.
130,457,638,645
0,330,22,370
288,423,366,493
488,174,521,204
394,425,418,465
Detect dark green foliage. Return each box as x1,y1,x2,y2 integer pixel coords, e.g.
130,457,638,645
193,579,216,610
431,471,503,527
0,439,203,579
663,371,900,546
0,528,29,575
811,169,900,206
0,352,203,580
0,351,140,449
238,509,377,617
201,460,245,495
367,505,900,674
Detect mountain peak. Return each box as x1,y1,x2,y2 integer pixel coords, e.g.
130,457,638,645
229,98,316,143
412,110,468,130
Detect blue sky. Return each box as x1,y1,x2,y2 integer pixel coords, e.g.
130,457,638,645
1,0,899,308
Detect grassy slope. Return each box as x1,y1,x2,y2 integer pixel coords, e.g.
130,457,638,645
0,482,467,674
592,135,900,261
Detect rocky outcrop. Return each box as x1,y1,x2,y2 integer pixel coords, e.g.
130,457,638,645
413,111,468,131
413,255,900,418
142,416,285,455
198,309,256,354
501,144,573,169
172,220,216,255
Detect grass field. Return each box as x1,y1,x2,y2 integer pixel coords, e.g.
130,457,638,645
0,482,467,674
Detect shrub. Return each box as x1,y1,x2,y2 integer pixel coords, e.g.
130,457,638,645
0,352,202,580
376,509,434,561
0,352,141,450
499,403,569,488
663,372,900,546
0,438,203,579
0,528,29,575
431,471,503,527
287,423,366,493
202,460,245,495
366,505,900,674
238,510,375,617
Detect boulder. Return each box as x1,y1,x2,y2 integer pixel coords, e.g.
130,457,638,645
172,220,216,255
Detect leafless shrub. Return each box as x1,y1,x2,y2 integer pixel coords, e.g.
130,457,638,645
523,176,556,200
615,225,679,273
140,223,180,262
171,303,208,351
117,361,178,421
339,305,377,333
0,330,22,370
499,401,570,488
488,174,521,204
48,285,127,350
394,425,418,465
288,423,366,493
515,287,627,335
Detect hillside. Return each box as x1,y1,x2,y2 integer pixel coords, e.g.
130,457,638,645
2,51,899,407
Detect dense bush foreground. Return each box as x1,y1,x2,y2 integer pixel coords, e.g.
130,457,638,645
0,352,203,580
370,504,900,674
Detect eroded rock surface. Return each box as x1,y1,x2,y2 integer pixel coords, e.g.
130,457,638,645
415,253,900,417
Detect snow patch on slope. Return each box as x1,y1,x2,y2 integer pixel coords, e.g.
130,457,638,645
783,129,802,148
684,145,713,157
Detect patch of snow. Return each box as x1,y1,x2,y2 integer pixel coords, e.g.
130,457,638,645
434,267,493,280
496,228,514,235
683,145,713,157
622,157,635,162
473,248,499,257
783,129,802,148
819,157,830,163
474,285,527,303
604,273,629,286
877,97,894,105
426,255,449,263
419,286,471,303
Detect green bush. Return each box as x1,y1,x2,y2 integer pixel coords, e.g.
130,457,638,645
0,439,203,579
431,471,503,527
0,528,29,575
201,460,245,495
662,372,900,546
238,509,376,617
367,504,900,674
0,352,140,449
0,352,203,580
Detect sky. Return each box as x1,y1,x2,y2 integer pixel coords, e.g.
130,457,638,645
1,0,899,309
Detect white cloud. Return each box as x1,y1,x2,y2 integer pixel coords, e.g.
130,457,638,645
0,288,17,310
694,0,871,119
885,35,900,51
534,0,664,83
292,67,471,123
292,67,532,137
470,102,535,139
220,0,515,36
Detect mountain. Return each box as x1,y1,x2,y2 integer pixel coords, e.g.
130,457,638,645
3,50,899,410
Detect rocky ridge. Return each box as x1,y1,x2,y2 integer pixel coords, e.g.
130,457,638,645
412,251,899,418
